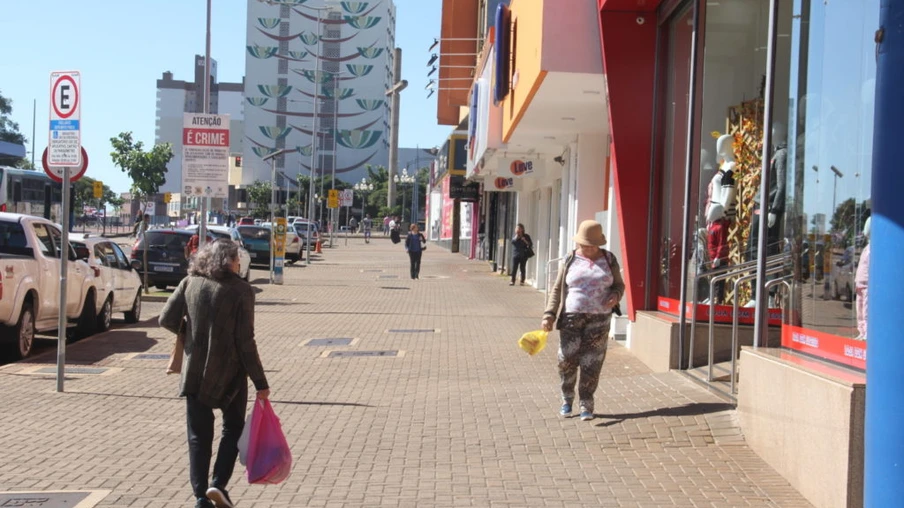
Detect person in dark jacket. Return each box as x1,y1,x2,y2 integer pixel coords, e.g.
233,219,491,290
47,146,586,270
541,220,625,421
160,239,270,508
510,223,533,286
404,223,427,279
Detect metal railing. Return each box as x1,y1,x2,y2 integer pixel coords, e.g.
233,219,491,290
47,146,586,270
687,252,790,370
728,265,787,394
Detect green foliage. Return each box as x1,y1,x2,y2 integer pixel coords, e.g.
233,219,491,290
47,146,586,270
14,158,36,170
71,176,120,213
246,180,272,218
0,90,27,166
109,132,173,202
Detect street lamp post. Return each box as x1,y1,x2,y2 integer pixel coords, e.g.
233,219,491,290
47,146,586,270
354,178,373,222
394,167,415,224
386,48,408,209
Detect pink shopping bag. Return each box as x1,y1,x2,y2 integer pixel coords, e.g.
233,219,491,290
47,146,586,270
246,399,292,484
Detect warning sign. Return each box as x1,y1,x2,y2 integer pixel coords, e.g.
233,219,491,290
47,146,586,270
182,113,230,198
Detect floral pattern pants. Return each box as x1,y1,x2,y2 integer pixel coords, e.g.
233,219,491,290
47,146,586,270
558,313,611,413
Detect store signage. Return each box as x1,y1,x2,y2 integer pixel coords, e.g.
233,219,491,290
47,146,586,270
467,45,505,180
657,296,782,326
492,176,519,192
494,4,512,105
449,175,480,201
182,113,230,198
448,135,468,176
781,325,866,371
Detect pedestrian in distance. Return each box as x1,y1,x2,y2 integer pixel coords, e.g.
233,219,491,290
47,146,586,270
362,214,373,243
510,223,533,286
382,215,390,236
349,216,358,234
390,217,402,244
404,223,427,279
541,220,625,422
159,239,270,508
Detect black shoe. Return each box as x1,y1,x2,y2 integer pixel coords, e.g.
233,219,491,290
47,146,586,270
195,498,215,508
206,487,234,508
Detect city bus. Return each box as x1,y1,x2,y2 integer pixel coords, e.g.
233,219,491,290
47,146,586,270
0,166,72,223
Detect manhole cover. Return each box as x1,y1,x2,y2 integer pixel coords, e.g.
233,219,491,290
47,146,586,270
306,338,355,346
132,353,171,360
377,275,398,279
379,287,410,290
326,351,399,358
34,367,108,375
362,269,383,273
388,329,436,333
0,490,108,507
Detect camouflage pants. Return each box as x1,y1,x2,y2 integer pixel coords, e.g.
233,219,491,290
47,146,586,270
558,313,611,413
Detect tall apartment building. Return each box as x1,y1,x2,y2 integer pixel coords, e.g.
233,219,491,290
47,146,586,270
155,55,244,218
243,0,396,194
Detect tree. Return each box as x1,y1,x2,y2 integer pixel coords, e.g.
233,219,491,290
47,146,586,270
110,132,174,293
0,90,27,167
246,180,272,218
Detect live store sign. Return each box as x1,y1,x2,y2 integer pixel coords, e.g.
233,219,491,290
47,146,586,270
182,113,230,198
47,71,81,170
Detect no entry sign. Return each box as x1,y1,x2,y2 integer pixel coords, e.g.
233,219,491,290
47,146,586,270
182,113,230,198
47,71,81,169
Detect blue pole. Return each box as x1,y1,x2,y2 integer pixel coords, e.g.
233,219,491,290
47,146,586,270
865,1,904,505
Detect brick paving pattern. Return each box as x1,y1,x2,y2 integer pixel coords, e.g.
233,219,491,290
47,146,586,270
0,237,812,507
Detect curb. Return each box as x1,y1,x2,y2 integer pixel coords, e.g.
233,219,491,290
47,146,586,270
141,295,169,303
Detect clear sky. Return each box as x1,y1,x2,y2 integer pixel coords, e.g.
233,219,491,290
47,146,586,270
0,0,450,195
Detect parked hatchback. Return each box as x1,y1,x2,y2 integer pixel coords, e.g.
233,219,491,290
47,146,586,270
130,229,195,290
71,236,142,330
237,226,271,267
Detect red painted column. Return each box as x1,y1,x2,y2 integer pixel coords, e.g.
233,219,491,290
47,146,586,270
598,9,658,319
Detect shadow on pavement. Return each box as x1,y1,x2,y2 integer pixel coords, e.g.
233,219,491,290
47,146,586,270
24,331,157,366
594,402,734,427
64,391,373,408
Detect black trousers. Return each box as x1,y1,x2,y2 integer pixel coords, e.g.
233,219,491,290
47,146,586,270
511,254,527,283
408,251,422,279
186,383,247,498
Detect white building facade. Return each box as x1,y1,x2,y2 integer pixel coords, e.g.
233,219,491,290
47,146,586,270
243,0,396,196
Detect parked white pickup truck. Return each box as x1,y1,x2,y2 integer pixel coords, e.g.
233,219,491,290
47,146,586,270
0,212,99,359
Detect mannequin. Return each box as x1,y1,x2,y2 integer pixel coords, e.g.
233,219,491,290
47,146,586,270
747,123,788,261
744,123,788,306
704,135,738,304
855,216,871,340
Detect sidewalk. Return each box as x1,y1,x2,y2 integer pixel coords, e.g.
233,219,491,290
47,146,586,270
0,238,811,507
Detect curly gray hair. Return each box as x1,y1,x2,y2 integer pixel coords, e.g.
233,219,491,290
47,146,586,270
188,238,239,279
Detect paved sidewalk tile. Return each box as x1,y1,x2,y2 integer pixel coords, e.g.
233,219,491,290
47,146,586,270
0,238,812,507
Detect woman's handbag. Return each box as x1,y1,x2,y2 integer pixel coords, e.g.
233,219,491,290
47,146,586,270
420,234,427,251
526,246,535,258
166,316,187,375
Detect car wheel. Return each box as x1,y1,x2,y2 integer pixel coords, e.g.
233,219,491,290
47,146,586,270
154,284,167,291
75,291,98,339
97,296,113,332
5,301,35,360
124,291,141,324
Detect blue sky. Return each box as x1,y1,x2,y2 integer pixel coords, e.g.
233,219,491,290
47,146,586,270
0,0,449,195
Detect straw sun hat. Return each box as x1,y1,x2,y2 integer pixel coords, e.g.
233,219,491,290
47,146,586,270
572,220,607,247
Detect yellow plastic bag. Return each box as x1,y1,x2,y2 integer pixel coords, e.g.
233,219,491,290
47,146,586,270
518,330,549,356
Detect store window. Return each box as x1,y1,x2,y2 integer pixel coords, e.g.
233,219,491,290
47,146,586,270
782,0,878,368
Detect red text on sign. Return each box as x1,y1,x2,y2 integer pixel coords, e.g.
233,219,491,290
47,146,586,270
183,128,230,146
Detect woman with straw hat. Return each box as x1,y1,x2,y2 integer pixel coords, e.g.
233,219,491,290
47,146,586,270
541,220,625,421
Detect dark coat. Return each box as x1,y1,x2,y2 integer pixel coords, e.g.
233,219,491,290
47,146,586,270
160,273,268,408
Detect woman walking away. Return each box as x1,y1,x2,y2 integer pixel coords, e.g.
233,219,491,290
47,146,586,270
541,220,624,422
160,239,270,508
510,223,533,286
405,223,427,280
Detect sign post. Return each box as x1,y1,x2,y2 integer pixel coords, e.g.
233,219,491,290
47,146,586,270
339,190,353,246
182,113,230,249
272,218,287,285
48,70,82,393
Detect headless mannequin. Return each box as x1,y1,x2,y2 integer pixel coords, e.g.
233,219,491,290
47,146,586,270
704,135,738,304
744,123,788,306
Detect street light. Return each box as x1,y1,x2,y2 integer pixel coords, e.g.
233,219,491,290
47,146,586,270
394,167,415,223
354,178,374,221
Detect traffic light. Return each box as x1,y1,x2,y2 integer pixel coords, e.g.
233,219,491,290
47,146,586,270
163,192,172,204
93,181,103,199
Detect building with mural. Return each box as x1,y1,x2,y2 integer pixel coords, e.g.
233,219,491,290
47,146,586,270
242,0,396,202
155,55,244,222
